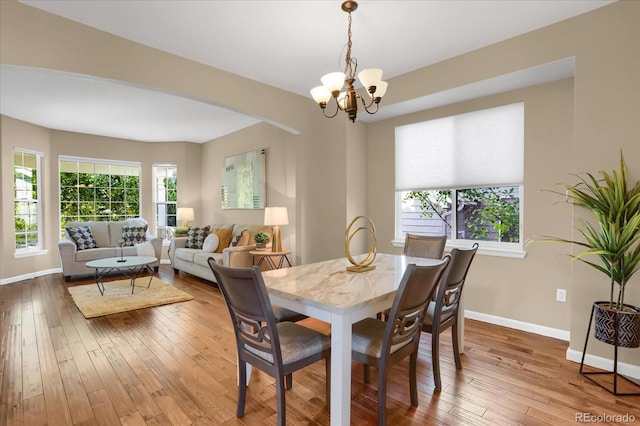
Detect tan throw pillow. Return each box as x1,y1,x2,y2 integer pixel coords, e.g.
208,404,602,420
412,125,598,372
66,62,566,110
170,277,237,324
236,230,250,246
213,228,233,253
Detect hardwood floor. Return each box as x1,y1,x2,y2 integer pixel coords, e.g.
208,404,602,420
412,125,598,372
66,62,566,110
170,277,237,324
1,266,639,425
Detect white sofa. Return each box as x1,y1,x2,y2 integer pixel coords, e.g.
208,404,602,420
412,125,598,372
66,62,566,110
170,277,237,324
169,224,272,283
58,218,162,281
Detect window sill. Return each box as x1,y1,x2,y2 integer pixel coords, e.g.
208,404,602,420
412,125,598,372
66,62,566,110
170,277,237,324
391,240,526,259
14,249,49,259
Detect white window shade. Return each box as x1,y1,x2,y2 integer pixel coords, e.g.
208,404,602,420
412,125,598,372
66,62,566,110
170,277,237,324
395,103,524,191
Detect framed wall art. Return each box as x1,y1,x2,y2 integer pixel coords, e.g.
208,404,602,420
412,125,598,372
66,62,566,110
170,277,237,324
221,149,266,209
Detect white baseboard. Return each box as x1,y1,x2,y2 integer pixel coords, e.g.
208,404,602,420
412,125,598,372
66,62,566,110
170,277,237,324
465,310,640,380
161,259,171,264
465,310,571,341
566,348,640,380
0,268,62,285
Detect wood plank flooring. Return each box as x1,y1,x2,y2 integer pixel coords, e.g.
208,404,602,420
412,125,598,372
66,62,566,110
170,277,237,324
1,266,639,425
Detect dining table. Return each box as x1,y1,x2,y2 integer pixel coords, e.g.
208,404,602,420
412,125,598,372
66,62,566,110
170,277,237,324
262,252,447,426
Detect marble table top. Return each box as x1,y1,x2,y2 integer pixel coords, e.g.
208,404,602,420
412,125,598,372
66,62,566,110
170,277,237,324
262,253,442,314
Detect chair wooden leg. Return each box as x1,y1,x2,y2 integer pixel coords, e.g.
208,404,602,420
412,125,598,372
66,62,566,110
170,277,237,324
377,367,388,426
285,373,292,390
452,319,462,369
276,376,286,426
237,360,247,417
325,357,331,408
409,351,418,406
432,330,442,390
363,364,371,383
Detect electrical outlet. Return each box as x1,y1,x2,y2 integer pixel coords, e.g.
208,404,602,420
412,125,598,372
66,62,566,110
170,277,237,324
556,288,567,302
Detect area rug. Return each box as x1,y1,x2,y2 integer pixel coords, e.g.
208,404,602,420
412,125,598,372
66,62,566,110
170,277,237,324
68,277,193,318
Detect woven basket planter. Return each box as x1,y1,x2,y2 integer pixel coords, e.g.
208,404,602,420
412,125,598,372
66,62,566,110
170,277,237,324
593,302,640,348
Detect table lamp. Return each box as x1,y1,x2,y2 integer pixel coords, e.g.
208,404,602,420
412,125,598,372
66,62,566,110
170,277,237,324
177,207,194,228
264,207,288,252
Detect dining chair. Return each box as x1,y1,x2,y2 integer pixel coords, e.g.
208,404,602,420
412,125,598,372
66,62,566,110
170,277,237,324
423,243,479,390
377,233,448,322
403,233,447,259
207,259,331,426
351,257,451,426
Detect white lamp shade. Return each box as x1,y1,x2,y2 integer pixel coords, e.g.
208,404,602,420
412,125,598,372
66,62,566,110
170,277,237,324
177,207,194,221
358,68,383,90
310,86,332,104
373,80,388,98
264,207,289,226
321,72,346,93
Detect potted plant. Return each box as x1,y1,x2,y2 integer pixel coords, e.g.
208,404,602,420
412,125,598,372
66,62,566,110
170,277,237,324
543,152,640,348
174,226,189,237
254,231,270,250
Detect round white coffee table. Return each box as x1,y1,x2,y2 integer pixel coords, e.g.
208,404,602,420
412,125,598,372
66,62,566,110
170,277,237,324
86,256,158,295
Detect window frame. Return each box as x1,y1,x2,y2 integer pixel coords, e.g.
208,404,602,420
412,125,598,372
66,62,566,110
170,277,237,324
152,163,178,241
14,148,46,257
58,156,141,235
393,103,526,259
393,188,526,258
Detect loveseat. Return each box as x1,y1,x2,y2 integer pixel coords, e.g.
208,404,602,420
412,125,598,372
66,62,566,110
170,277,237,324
58,218,162,281
169,224,272,283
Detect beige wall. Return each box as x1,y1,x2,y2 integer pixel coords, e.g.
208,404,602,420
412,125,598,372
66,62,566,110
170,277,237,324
1,0,639,368
367,1,639,365
367,78,575,332
200,122,299,262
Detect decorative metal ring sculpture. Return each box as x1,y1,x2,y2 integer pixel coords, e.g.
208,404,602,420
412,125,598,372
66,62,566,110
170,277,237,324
345,215,377,272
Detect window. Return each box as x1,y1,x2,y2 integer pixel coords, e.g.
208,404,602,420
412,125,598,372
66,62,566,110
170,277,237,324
153,164,177,239
59,157,140,233
14,149,43,255
395,103,524,256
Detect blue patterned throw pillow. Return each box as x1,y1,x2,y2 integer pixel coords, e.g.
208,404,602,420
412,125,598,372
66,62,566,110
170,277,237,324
186,226,210,249
66,226,98,250
121,225,148,246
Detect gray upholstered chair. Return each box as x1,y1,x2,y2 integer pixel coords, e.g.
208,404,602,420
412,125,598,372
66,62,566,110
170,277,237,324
423,243,479,390
207,259,330,426
404,233,447,259
351,257,451,426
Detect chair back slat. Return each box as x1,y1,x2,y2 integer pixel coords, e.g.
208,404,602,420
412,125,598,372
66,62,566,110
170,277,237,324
434,243,479,323
384,257,451,354
404,234,447,259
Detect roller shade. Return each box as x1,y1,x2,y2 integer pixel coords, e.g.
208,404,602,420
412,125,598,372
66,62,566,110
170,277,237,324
395,103,524,191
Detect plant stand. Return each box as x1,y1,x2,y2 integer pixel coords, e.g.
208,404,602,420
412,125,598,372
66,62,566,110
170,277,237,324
580,302,640,395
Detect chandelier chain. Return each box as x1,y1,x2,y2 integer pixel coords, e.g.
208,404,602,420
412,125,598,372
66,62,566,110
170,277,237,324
344,11,357,81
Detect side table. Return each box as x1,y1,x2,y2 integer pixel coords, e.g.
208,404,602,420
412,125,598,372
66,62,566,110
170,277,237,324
250,249,292,270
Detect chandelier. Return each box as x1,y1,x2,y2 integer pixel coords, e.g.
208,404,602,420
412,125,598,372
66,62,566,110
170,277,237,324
310,1,388,123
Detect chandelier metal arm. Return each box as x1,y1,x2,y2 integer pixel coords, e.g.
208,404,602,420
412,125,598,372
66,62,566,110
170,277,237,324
320,100,341,119
362,99,380,115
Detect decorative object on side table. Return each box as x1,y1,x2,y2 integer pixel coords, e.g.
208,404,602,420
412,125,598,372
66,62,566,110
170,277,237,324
344,215,377,272
264,206,288,252
117,237,126,262
254,231,270,251
540,151,640,395
174,226,188,237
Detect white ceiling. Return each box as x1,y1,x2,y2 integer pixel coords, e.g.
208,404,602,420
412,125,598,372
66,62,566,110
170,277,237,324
1,0,612,143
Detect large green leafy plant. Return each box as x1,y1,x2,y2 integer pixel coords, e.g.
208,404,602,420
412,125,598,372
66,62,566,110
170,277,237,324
543,153,640,311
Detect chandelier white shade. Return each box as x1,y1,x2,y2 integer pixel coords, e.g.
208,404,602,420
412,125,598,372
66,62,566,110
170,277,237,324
310,1,388,122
